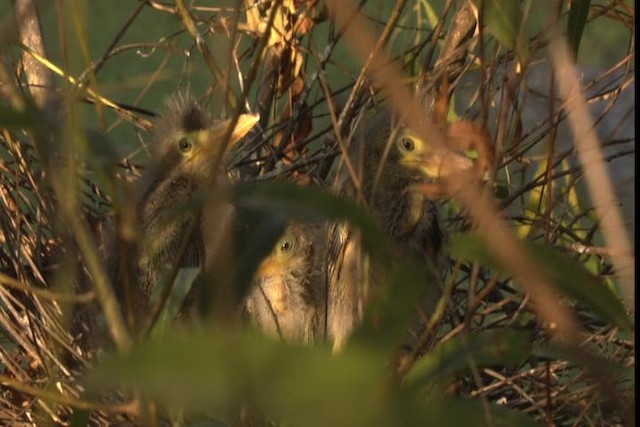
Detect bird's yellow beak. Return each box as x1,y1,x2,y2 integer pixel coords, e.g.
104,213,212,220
227,113,261,147
398,129,475,180
416,148,475,180
197,113,260,155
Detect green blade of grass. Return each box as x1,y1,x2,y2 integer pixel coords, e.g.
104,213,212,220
567,0,591,58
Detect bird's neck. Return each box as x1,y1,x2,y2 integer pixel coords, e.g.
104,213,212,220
368,180,426,239
137,172,203,269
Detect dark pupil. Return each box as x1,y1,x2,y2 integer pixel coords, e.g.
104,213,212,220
402,138,415,151
179,138,191,151
281,241,292,252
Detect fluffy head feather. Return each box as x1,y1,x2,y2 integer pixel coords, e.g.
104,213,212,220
326,109,450,351
244,222,321,343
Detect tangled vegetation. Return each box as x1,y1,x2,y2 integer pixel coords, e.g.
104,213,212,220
0,1,634,426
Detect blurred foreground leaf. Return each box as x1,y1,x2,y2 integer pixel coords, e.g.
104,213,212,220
89,325,540,426
475,0,529,63
69,409,90,427
404,328,532,389
355,260,438,351
233,206,288,296
89,326,386,426
0,106,40,128
450,234,633,331
233,182,389,261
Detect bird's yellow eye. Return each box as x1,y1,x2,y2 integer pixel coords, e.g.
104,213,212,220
178,137,192,153
279,239,294,254
398,137,416,152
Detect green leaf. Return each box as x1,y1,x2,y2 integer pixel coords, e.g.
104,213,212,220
354,260,437,350
149,267,200,337
494,182,510,199
567,0,591,58
233,206,288,297
526,242,632,330
405,329,532,388
450,234,633,331
69,409,91,427
233,182,389,261
449,233,499,268
88,326,390,426
0,106,40,128
89,326,540,426
465,148,479,160
477,0,530,63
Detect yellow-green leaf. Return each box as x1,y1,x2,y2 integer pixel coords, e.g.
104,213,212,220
476,0,530,64
567,0,591,58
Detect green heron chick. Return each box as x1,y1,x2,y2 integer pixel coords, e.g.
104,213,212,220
243,222,323,344
112,94,258,329
327,110,472,351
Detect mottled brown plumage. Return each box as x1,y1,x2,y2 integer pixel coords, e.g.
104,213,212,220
244,222,324,344
109,94,258,331
326,110,467,351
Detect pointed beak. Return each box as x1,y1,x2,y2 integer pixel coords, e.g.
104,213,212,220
256,256,282,279
212,113,260,146
417,148,474,180
229,113,260,146
198,113,260,155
